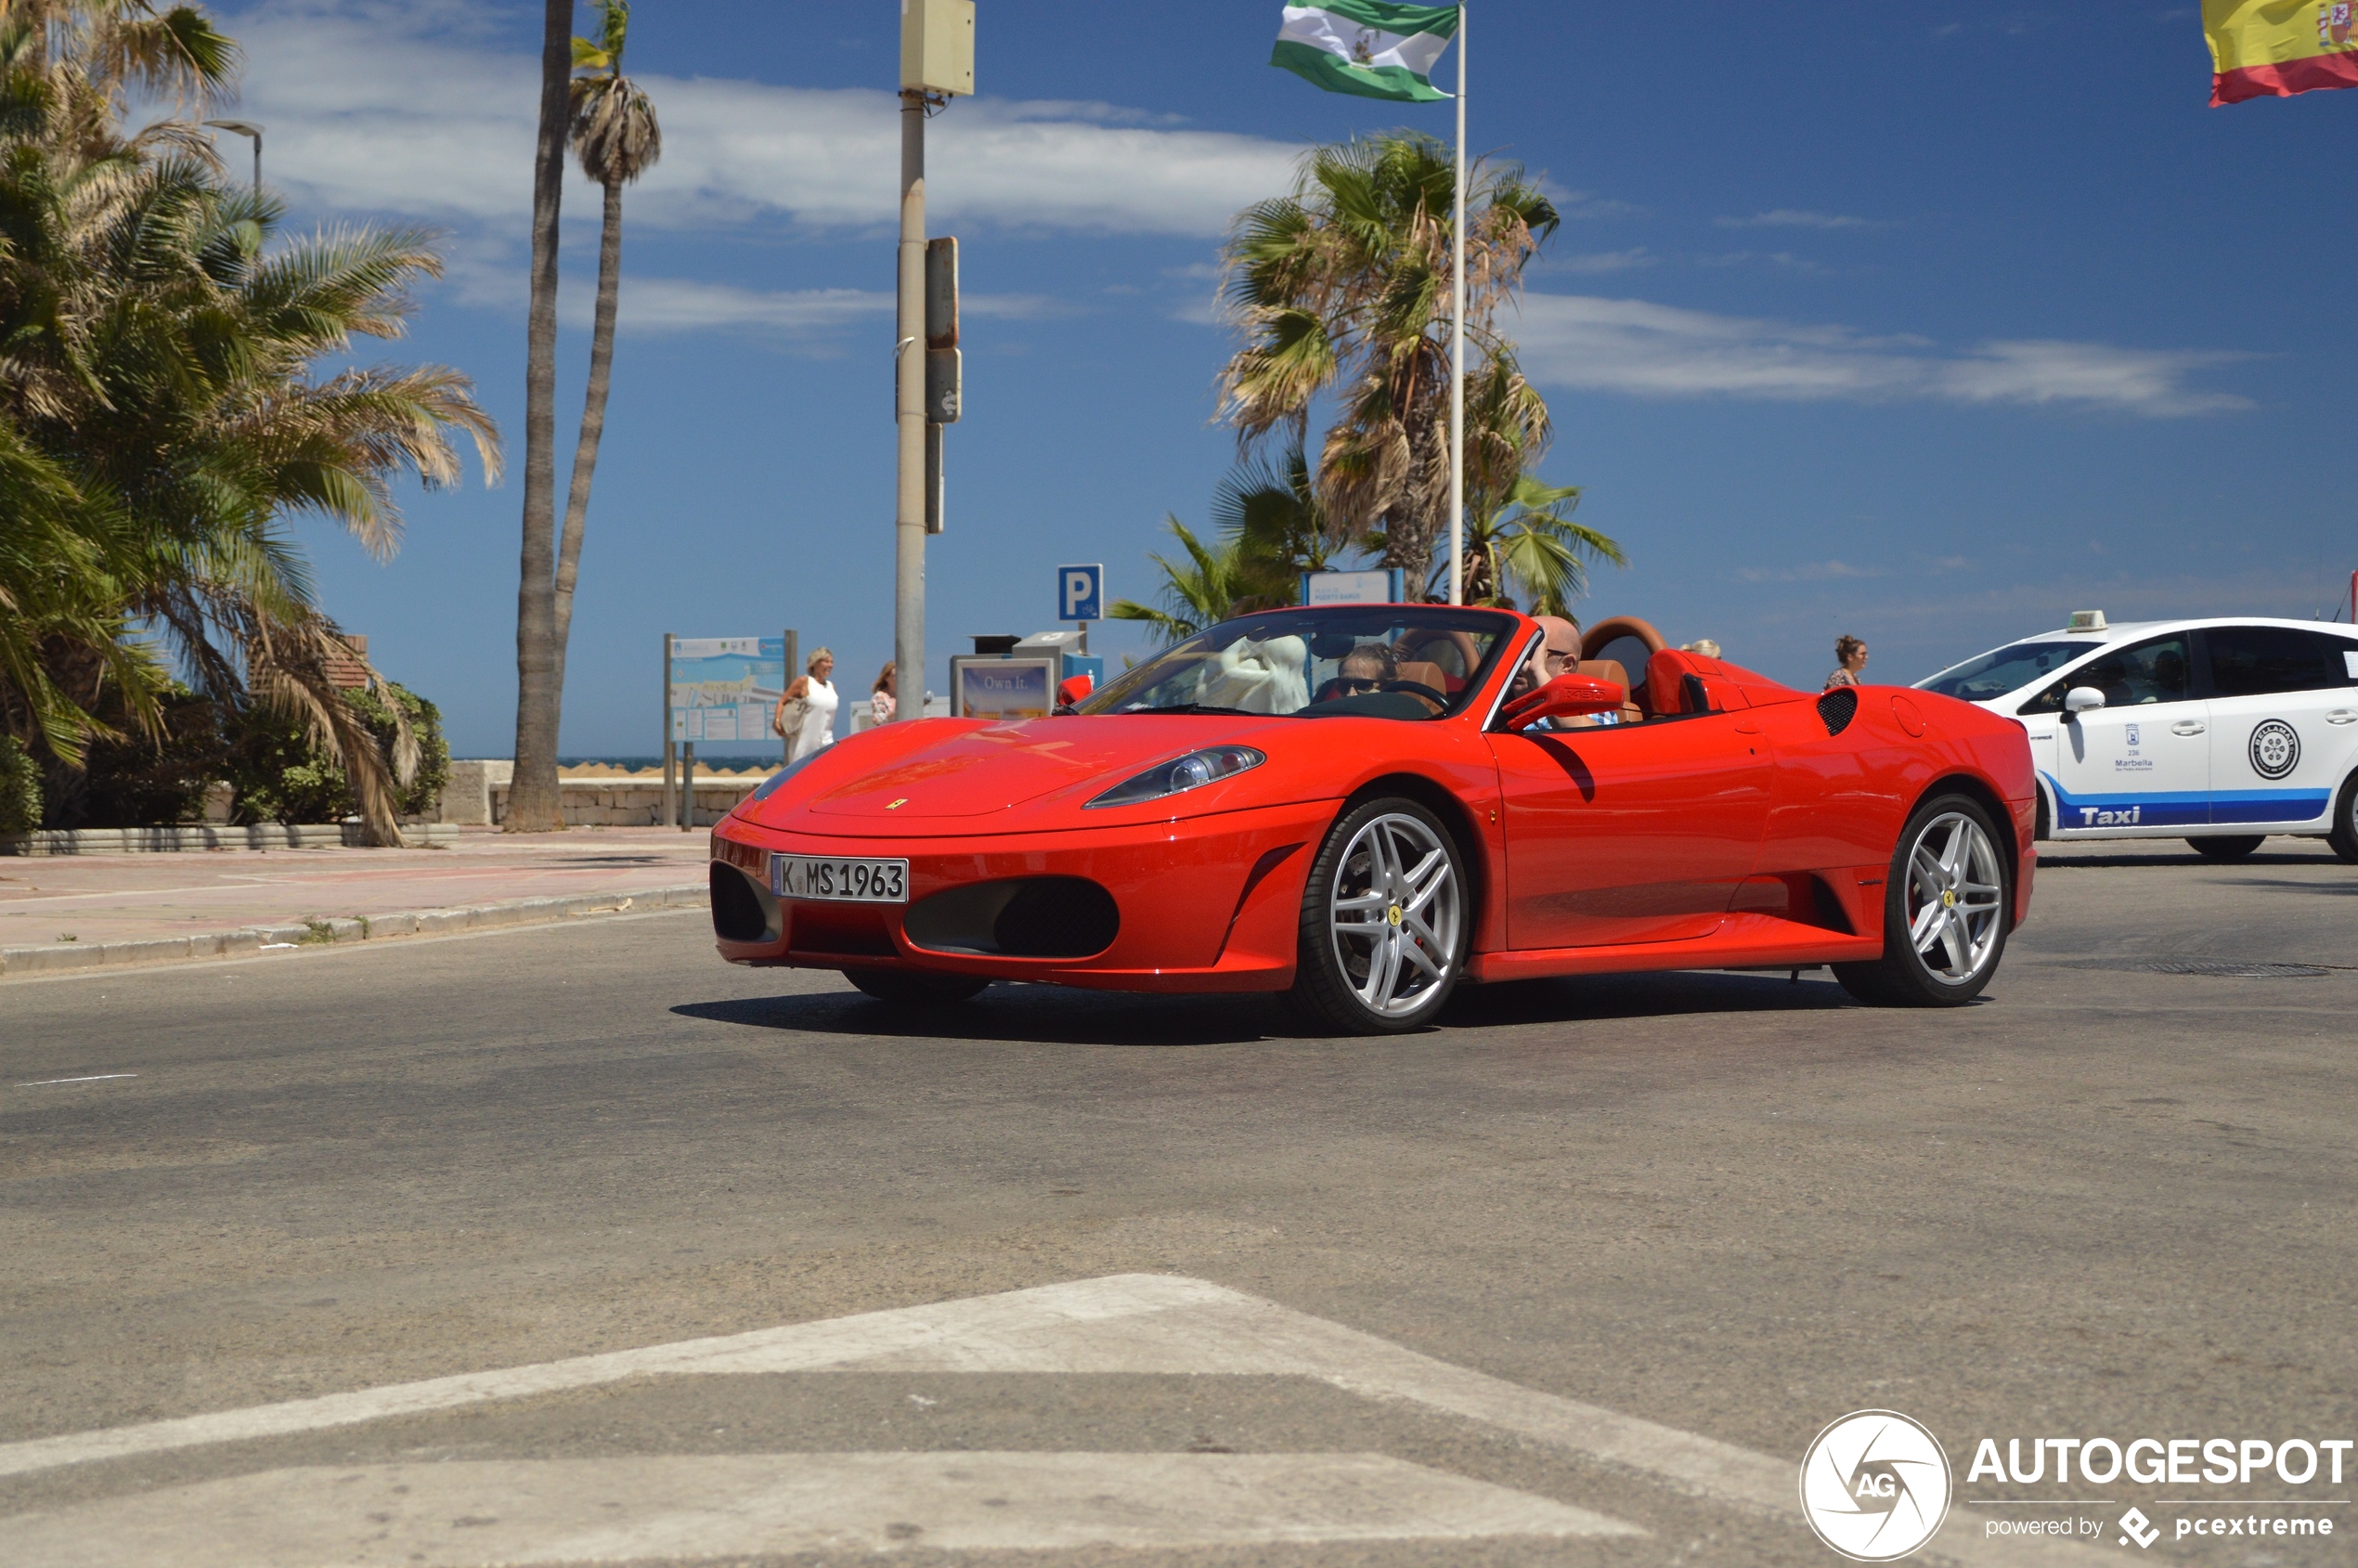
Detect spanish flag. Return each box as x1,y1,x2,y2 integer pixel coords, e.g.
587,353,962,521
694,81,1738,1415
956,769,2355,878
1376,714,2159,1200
2206,0,2358,104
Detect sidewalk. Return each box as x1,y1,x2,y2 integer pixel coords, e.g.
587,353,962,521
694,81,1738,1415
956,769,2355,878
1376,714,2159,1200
1,827,713,978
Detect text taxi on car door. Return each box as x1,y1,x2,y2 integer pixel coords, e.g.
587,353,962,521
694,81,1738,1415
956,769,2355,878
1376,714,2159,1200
1914,612,2358,862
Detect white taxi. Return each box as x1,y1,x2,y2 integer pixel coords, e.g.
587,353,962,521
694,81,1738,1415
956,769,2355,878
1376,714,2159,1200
1914,613,2358,861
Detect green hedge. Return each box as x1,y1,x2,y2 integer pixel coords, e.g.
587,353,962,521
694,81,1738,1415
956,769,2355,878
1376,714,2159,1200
0,735,40,834
226,683,448,825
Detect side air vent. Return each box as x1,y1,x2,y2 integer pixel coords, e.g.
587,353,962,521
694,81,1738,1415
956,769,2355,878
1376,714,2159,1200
1817,687,1859,736
709,862,773,942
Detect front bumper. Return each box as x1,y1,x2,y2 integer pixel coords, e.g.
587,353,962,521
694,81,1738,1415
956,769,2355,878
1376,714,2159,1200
708,802,1333,993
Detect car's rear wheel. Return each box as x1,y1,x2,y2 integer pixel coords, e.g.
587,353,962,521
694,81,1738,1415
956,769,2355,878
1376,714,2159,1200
843,967,990,1007
1290,797,1467,1034
2329,771,2358,865
2188,835,2265,860
1834,794,2010,1007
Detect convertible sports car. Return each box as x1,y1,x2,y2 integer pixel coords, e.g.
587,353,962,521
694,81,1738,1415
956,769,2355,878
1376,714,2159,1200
708,605,2036,1033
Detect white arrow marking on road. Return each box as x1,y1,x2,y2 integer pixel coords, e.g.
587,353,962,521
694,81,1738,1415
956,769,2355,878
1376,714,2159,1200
0,1273,2104,1564
4,1451,1639,1565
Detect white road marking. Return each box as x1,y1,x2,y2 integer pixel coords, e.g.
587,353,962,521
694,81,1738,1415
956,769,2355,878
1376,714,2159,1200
3,1452,1636,1565
12,1074,137,1087
0,1273,2102,1564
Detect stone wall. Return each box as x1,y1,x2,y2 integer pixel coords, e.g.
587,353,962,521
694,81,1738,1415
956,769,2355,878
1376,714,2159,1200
436,760,759,828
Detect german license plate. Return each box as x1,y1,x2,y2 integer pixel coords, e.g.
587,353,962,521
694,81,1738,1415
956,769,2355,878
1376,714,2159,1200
771,853,909,903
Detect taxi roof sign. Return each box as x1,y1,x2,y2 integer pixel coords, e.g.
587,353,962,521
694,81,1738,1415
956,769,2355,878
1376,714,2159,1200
2066,610,2108,633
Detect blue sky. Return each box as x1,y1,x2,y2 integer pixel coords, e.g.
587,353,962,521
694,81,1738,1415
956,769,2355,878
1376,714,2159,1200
214,1,2356,757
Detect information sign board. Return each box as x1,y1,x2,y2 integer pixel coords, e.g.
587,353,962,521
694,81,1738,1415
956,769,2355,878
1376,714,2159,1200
1301,569,1405,606
669,637,787,745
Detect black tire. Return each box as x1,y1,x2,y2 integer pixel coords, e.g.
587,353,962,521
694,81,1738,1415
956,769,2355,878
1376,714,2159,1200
842,967,990,1007
2330,771,2358,865
2188,835,2265,860
1289,797,1469,1034
1834,793,2012,1007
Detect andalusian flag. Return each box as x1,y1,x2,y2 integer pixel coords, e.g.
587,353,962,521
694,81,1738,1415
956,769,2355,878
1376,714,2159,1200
1272,2,1458,103
2206,0,2358,104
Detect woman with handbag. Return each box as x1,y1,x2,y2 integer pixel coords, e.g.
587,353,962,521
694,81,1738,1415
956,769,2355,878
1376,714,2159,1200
772,647,839,761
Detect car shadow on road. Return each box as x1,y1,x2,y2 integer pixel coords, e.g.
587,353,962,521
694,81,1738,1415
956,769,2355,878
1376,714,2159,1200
675,966,1863,1046
1442,969,1859,1026
2039,849,2344,869
671,988,1289,1048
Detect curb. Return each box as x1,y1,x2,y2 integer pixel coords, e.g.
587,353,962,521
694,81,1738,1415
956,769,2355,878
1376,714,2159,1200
0,823,462,857
0,883,707,979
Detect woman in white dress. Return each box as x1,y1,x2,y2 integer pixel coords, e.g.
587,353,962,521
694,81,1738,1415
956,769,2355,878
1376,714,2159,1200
773,647,839,761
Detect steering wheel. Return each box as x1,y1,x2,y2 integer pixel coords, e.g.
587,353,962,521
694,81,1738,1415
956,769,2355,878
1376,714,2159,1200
1579,616,1669,662
1393,627,1483,680
1382,680,1448,711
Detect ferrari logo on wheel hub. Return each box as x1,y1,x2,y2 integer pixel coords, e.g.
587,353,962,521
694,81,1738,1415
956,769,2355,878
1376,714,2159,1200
1387,904,1403,926
1940,888,1956,909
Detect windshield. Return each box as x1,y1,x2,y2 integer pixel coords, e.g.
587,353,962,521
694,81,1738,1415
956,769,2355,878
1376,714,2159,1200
1913,640,2090,704
1079,607,1519,720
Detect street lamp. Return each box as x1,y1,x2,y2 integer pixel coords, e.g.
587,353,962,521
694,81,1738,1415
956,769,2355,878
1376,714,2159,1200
202,120,263,190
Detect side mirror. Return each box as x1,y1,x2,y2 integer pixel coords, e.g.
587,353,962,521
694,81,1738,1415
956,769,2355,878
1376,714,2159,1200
1502,673,1625,732
1056,674,1094,708
2064,686,2105,716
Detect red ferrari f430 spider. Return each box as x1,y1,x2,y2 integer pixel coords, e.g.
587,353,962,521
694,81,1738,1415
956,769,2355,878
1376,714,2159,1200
708,606,2035,1033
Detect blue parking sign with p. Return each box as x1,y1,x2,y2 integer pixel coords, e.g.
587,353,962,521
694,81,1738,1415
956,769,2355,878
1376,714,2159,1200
1058,564,1103,622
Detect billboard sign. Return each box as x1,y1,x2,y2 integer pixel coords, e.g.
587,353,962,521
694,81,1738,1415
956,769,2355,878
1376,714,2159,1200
669,637,787,745
952,656,1056,722
1302,568,1405,606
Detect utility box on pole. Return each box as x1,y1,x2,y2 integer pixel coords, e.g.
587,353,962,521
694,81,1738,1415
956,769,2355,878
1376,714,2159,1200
901,0,975,95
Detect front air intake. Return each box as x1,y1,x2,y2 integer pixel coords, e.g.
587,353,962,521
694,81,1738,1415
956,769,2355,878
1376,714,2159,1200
1817,688,1859,736
709,862,771,942
903,876,1121,959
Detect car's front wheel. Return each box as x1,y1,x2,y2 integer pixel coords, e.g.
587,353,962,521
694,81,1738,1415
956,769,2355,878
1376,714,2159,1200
1290,797,1468,1034
2330,770,2358,865
843,967,990,1007
1834,793,2011,1007
2188,835,2265,860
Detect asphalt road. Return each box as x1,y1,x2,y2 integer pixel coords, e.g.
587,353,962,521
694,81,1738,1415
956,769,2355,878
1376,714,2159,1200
3,839,2353,1567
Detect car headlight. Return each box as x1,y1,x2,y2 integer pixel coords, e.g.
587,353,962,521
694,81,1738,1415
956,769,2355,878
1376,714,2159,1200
748,749,824,803
1085,745,1264,810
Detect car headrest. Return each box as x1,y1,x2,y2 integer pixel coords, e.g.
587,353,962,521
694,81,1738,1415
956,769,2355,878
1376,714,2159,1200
1643,649,1717,716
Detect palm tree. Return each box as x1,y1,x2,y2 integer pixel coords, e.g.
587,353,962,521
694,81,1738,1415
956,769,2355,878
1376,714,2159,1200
505,0,577,834
549,0,659,701
1451,473,1625,617
0,5,500,840
1107,518,1251,645
1216,132,1559,596
1209,440,1340,611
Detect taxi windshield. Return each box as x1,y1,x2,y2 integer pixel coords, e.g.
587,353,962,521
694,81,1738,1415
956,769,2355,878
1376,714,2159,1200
1914,640,2088,704
1078,606,1519,720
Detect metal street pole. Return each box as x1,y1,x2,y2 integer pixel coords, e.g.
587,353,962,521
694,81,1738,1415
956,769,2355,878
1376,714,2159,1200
204,119,262,190
1446,5,1466,606
660,632,675,831
894,94,927,721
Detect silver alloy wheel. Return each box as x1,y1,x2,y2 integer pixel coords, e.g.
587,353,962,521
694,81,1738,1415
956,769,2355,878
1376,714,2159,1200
1903,810,2005,982
1328,811,1461,1018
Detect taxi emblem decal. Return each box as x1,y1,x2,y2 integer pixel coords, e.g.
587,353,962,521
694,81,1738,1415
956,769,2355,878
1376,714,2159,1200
2248,719,2299,781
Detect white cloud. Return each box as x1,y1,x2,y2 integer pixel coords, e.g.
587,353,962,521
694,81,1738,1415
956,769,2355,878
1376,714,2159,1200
1737,561,1885,583
1715,209,1879,230
1552,248,1654,275
1510,293,2250,417
227,1,1298,238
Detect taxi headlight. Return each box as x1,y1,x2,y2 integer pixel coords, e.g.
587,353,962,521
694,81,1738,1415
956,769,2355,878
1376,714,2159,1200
1085,745,1264,810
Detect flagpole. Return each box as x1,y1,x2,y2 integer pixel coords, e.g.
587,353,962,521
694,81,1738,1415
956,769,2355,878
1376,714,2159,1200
1446,2,1466,605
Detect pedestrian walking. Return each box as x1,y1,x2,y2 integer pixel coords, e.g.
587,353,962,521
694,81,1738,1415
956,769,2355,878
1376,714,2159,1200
870,662,898,725
774,646,840,760
1825,635,1868,690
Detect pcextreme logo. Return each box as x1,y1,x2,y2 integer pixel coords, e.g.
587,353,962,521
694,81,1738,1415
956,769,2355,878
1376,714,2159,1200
1799,1409,1954,1562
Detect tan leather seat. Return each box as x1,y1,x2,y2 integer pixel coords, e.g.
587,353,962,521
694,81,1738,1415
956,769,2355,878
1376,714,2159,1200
1576,659,1642,724
1393,660,1449,713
